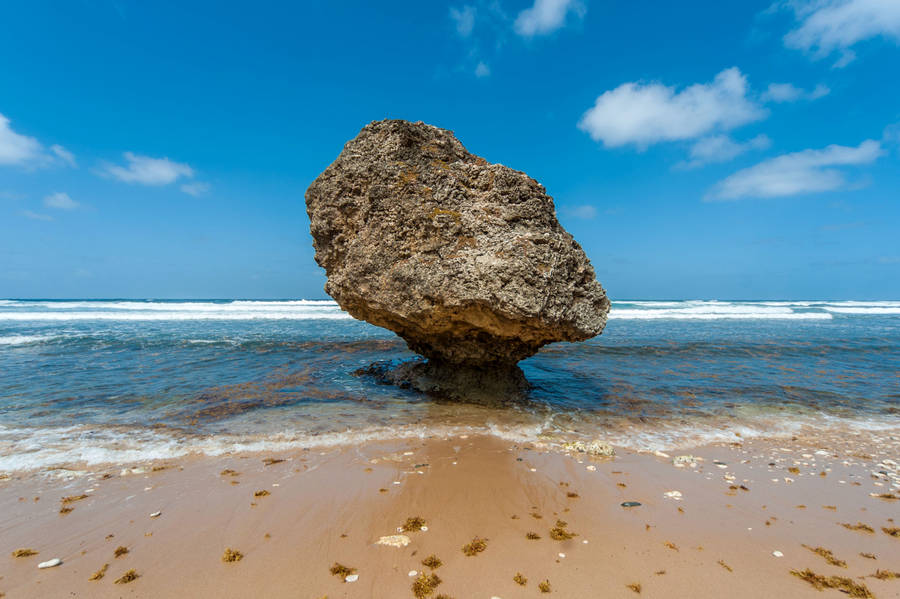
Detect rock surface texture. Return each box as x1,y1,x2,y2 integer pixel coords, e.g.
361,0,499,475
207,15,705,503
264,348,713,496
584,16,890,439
306,119,610,399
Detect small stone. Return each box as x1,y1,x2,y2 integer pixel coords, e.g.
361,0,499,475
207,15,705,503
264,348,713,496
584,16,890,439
558,553,566,558
38,558,62,569
772,550,783,557
408,570,418,577
621,501,642,508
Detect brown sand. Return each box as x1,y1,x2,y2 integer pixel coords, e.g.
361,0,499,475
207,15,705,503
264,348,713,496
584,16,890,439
1,434,898,598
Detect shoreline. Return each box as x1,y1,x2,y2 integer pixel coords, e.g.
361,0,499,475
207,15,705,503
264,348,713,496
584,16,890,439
2,433,898,598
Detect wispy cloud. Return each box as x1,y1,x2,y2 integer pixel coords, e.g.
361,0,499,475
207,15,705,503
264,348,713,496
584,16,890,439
780,0,900,67
21,209,53,221
449,5,476,36
514,0,585,37
761,82,830,102
706,139,883,201
0,113,76,169
578,68,767,149
180,181,211,197
474,61,491,77
102,152,194,185
678,134,771,169
43,192,79,210
561,204,598,219
0,113,44,166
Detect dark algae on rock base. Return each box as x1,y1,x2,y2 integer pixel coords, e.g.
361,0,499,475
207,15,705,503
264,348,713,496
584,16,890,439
305,119,609,399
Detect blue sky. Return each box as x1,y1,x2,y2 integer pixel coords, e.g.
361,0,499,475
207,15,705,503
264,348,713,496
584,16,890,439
1,0,898,300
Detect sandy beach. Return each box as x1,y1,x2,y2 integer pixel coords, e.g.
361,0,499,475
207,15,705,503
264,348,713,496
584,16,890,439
2,432,898,598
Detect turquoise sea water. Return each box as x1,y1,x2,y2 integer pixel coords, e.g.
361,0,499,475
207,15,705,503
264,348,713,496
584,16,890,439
1,299,898,472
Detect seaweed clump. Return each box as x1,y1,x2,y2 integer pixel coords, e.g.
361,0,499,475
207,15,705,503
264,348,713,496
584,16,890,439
802,545,847,567
790,569,873,598
526,532,541,540
254,490,270,497
89,563,109,581
11,548,38,558
222,548,243,563
421,555,442,569
462,537,487,556
627,583,642,594
549,520,575,541
841,522,875,534
114,546,129,558
883,526,900,537
329,562,356,578
538,579,552,593
411,572,442,598
114,569,139,584
403,516,426,532
514,572,527,586
871,570,899,580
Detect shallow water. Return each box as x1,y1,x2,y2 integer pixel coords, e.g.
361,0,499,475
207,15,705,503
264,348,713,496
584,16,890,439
1,299,898,471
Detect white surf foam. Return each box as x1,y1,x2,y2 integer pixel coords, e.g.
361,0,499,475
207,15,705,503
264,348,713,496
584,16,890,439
0,334,59,346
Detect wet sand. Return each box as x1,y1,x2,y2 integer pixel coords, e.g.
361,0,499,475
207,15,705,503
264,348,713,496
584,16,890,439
1,433,898,598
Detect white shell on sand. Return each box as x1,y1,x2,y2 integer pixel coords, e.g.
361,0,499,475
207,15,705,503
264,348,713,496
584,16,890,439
663,490,683,500
408,570,418,577
38,558,62,569
376,534,411,547
150,511,161,518
772,550,784,557
345,574,358,582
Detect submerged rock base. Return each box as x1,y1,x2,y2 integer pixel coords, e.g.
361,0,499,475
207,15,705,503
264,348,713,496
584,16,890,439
357,359,530,405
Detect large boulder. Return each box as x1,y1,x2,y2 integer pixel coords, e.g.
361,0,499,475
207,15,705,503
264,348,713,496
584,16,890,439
305,119,609,398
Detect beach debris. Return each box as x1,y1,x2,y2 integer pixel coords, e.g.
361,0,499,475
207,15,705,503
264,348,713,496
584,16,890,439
89,563,108,580
549,520,575,540
114,546,129,558
841,522,875,534
883,527,900,537
566,491,579,498
150,511,161,518
254,489,270,497
663,490,682,500
262,457,284,466
376,534,410,548
514,572,527,586
563,440,615,457
462,537,487,556
672,455,696,467
409,570,418,577
114,569,139,584
860,552,877,559
59,506,73,515
870,492,898,500
664,541,679,552
654,450,670,458
37,558,62,569
772,550,783,558
802,545,846,567
222,548,243,563
538,579,551,593
558,553,565,558
621,501,641,508
586,465,596,471
421,555,442,569
718,560,733,572
345,574,359,582
411,572,442,598
627,582,642,594
330,563,356,579
11,548,38,558
220,469,240,476
871,570,900,580
402,516,426,532
526,532,541,540
790,569,873,598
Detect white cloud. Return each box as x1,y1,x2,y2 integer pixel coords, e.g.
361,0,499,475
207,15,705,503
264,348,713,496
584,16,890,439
450,5,476,36
783,0,900,62
706,139,883,201
679,134,772,169
102,152,194,185
514,0,584,37
180,181,211,196
561,204,597,219
0,113,43,166
762,82,830,102
50,144,77,167
474,61,491,77
21,210,53,221
578,68,767,149
43,192,79,210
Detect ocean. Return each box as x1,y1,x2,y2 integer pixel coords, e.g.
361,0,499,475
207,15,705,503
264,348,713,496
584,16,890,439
1,299,898,473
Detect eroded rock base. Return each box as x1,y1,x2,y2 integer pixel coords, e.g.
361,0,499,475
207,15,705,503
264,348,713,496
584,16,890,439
356,359,530,405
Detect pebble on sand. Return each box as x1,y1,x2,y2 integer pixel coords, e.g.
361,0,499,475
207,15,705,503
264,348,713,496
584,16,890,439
38,558,62,569
772,550,784,557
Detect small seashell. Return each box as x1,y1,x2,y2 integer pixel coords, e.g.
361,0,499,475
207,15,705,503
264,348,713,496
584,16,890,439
558,553,566,558
150,511,161,518
586,465,596,471
38,558,62,569
345,574,359,582
408,570,418,577
772,550,783,557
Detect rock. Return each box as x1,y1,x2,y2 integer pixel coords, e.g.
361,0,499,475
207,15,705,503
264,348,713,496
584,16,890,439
38,558,62,569
563,440,615,457
621,501,642,507
306,119,609,400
